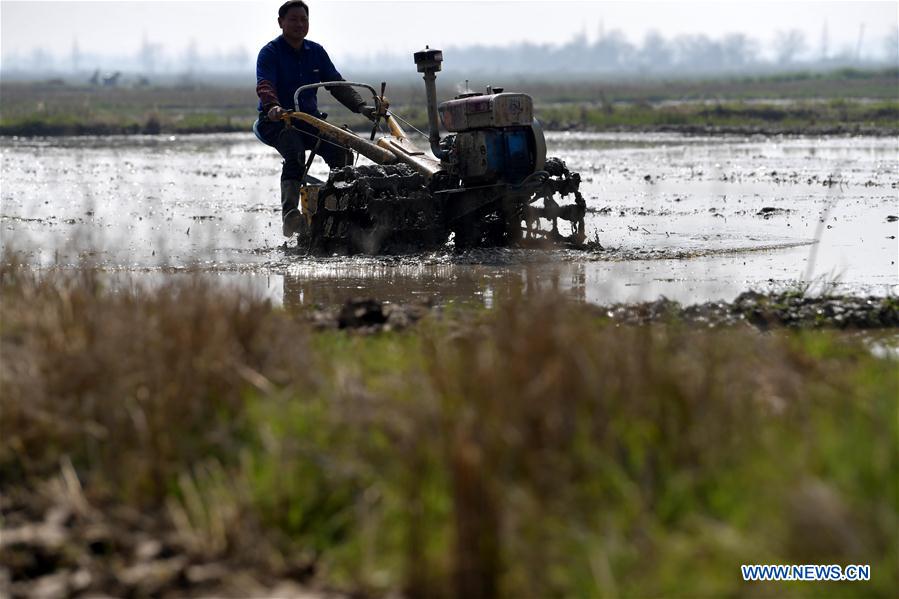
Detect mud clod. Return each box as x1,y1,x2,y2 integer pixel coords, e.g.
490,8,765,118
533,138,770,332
316,298,432,333
338,298,388,329
757,206,789,218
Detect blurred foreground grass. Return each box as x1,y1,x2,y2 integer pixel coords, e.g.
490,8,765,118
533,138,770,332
1,261,897,597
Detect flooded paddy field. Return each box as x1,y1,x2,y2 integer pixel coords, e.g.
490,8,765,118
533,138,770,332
3,131,898,599
2,131,897,308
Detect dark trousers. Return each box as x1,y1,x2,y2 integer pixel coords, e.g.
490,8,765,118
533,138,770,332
255,115,352,181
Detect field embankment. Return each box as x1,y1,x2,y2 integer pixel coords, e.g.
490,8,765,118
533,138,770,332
1,68,897,136
2,261,897,597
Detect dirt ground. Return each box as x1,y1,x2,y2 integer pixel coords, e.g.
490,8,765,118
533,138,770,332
1,132,897,308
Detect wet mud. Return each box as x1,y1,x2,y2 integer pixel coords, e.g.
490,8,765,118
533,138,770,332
303,292,899,333
310,297,433,333
304,291,899,333
1,132,897,307
600,291,899,329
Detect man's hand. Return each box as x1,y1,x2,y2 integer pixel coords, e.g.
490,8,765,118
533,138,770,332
360,105,378,122
267,105,286,121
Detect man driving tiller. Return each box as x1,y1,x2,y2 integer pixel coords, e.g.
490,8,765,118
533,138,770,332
254,0,377,237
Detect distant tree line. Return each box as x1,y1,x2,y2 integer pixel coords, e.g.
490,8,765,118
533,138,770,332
351,28,899,76
2,27,897,82
1,36,250,83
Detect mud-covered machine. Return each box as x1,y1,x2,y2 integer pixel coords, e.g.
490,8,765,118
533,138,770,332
281,48,586,254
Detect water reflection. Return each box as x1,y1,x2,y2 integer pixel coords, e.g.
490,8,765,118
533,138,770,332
278,260,588,313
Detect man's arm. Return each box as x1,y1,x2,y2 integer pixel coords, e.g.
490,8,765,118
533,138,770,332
256,45,282,118
329,85,368,114
319,47,368,115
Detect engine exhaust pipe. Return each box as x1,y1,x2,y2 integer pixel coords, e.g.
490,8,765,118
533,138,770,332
413,47,449,160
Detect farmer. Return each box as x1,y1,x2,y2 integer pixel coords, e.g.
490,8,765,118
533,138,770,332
255,0,376,237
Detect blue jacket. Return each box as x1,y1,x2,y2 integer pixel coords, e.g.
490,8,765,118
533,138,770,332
255,36,346,114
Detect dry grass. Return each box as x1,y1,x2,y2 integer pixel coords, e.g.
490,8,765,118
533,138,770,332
1,261,896,597
0,260,312,502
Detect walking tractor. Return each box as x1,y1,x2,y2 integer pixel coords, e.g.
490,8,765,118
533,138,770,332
279,47,587,254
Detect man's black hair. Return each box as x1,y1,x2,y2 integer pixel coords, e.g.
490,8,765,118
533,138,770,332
278,0,309,19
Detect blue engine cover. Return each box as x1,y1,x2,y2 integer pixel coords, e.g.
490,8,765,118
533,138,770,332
484,129,531,184
454,127,535,185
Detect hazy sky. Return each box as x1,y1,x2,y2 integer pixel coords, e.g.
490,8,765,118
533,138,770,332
1,0,896,64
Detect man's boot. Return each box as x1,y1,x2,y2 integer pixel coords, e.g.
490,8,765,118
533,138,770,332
281,179,306,237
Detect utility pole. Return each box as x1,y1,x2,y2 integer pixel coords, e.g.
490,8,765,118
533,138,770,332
856,23,866,62
71,38,81,73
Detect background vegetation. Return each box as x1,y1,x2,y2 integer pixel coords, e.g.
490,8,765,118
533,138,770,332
1,68,897,136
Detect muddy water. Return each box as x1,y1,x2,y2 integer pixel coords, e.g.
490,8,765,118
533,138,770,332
2,132,897,308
